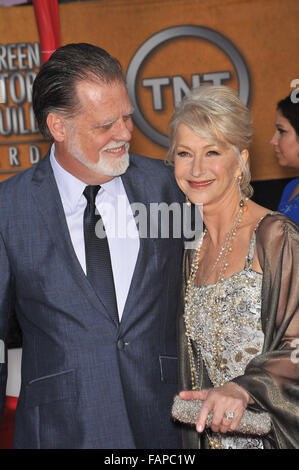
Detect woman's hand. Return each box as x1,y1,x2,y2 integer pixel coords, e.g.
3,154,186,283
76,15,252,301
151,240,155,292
179,382,253,434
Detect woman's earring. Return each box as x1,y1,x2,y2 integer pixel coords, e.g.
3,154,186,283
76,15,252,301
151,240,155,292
186,196,191,207
237,175,248,210
237,175,243,198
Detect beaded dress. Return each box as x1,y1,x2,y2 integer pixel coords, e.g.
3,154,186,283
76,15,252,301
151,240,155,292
186,229,265,449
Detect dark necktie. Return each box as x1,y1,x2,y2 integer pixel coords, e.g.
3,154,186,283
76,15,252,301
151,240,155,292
83,185,119,323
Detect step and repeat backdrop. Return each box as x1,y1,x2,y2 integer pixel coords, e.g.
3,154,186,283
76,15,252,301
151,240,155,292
0,0,298,449
0,0,298,183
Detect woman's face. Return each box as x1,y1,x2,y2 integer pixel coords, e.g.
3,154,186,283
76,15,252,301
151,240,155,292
270,110,299,170
174,123,245,208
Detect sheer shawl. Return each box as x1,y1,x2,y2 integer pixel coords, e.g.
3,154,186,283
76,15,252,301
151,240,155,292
178,213,299,449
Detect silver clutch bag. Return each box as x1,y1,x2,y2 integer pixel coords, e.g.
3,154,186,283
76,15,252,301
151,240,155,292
172,395,271,436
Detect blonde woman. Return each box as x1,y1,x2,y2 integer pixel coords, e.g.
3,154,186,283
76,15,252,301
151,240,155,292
169,86,299,449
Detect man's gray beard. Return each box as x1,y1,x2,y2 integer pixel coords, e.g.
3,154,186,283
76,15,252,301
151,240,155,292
69,142,130,177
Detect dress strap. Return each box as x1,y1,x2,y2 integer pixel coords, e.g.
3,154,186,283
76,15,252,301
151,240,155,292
244,231,256,270
244,212,274,270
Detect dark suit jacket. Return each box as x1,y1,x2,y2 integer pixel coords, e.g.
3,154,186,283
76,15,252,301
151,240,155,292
0,152,184,449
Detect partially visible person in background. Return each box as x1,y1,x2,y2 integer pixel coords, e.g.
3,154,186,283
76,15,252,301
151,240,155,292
270,94,299,224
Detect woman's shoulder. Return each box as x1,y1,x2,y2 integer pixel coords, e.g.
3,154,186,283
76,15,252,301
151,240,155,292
257,211,298,228
256,211,299,245
243,201,271,232
252,213,298,271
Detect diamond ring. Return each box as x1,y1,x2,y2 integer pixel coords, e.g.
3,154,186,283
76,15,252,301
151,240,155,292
225,411,235,420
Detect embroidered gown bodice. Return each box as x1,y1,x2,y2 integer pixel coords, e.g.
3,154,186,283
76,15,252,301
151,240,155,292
185,230,265,449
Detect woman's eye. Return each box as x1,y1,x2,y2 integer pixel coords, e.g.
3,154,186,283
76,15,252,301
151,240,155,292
207,150,220,156
277,128,286,134
177,151,191,157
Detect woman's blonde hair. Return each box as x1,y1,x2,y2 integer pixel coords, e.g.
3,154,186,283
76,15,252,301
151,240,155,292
166,85,254,198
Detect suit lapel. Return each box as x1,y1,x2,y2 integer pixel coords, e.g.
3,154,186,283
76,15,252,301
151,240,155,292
31,153,119,327
119,157,156,333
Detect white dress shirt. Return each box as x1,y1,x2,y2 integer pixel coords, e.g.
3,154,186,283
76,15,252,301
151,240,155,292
50,145,140,320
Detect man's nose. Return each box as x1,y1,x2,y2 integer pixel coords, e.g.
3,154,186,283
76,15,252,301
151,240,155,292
114,118,133,141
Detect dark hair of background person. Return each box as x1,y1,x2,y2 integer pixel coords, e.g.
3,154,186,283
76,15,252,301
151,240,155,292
277,94,299,136
32,43,126,141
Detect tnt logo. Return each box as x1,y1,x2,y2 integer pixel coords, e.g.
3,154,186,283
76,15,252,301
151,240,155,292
143,72,231,111
127,25,250,148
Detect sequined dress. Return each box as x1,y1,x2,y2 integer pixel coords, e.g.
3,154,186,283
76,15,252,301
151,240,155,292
186,230,265,449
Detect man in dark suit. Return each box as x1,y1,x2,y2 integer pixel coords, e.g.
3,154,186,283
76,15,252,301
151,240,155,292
0,43,184,448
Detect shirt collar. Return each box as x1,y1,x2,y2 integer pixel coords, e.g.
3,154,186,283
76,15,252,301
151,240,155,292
49,144,122,212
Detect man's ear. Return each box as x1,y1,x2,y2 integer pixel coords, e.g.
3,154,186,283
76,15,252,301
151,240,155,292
46,113,66,142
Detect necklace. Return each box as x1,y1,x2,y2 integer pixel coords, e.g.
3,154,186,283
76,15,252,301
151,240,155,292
200,208,244,285
184,197,248,449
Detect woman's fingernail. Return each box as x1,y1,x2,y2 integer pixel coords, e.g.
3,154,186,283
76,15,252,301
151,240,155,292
197,424,203,433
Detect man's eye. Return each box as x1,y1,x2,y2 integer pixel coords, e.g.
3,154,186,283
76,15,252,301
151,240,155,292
277,128,286,134
94,124,112,131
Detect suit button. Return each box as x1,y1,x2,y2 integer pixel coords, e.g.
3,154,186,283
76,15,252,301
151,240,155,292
117,339,124,350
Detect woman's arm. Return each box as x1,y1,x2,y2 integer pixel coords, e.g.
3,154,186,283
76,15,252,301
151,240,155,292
232,214,299,448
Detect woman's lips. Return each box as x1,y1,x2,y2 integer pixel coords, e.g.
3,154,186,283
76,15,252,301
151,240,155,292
188,179,214,189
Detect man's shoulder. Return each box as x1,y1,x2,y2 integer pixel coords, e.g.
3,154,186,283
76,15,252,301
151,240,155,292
130,153,167,167
128,153,184,202
0,153,50,187
0,154,50,206
129,153,174,177
0,165,34,194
